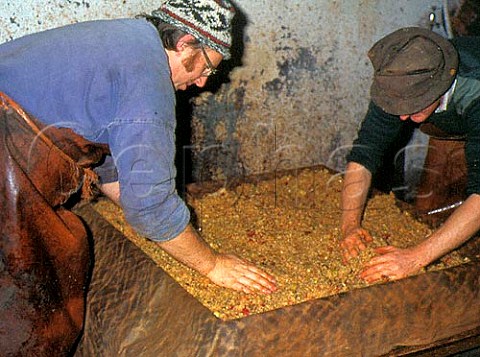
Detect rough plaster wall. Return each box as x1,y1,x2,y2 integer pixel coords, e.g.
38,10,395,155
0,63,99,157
0,0,160,41
191,0,449,182
0,0,456,185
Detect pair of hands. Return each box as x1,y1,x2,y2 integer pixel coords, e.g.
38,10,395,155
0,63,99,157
210,226,421,294
207,226,425,293
209,229,419,294
341,227,423,283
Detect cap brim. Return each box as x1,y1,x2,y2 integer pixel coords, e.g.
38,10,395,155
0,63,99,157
371,68,456,115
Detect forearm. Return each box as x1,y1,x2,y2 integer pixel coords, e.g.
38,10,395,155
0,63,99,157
341,162,372,235
157,223,217,276
413,193,480,266
100,181,217,275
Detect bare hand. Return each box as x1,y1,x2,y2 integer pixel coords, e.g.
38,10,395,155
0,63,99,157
206,253,277,294
359,246,424,283
340,227,373,261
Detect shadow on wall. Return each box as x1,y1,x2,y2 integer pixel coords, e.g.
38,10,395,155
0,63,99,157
175,1,248,193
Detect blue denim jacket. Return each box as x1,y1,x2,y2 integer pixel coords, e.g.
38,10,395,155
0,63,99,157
0,19,190,241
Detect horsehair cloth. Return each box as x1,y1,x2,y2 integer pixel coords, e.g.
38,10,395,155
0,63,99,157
0,92,102,201
0,92,108,356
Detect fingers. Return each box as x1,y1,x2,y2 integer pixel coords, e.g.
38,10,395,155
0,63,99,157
360,246,415,283
237,264,277,294
362,231,374,243
374,245,396,255
358,246,396,282
341,240,363,260
209,254,277,294
359,263,397,283
231,269,277,294
363,249,395,268
340,228,373,261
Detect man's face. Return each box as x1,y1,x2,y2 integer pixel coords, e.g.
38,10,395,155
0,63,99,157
170,43,223,91
399,99,440,123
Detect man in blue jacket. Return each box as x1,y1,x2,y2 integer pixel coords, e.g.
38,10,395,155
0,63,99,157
340,27,480,282
0,0,276,294
0,1,277,354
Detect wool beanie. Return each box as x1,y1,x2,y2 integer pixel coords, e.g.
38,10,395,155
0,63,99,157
152,0,235,59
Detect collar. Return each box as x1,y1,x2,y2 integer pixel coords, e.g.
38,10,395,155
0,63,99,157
435,79,457,113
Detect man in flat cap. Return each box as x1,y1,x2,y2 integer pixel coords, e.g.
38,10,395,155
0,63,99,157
340,27,480,283
0,0,276,354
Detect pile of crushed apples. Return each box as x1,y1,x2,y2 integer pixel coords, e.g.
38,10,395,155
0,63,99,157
92,167,468,320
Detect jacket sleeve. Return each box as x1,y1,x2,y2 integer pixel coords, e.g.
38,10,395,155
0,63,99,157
107,120,190,242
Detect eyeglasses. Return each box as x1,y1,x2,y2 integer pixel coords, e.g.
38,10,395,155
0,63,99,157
200,45,218,77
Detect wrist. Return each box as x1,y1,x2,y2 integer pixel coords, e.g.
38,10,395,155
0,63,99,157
200,250,219,277
409,244,432,269
341,221,360,237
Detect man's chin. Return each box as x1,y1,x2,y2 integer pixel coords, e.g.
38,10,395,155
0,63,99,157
411,117,428,123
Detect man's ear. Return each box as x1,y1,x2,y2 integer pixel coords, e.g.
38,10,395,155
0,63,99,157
175,34,197,52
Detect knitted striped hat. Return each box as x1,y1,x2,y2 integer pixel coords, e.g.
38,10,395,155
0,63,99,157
152,0,235,59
